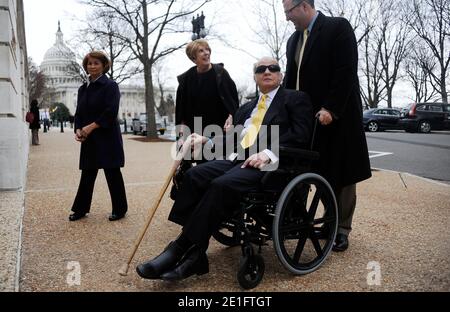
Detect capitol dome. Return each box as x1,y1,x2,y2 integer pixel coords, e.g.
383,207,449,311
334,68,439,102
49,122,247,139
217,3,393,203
40,22,83,91
42,22,76,62
39,22,83,115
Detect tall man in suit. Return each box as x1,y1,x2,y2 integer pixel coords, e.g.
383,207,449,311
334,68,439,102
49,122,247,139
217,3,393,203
136,57,313,281
282,0,371,251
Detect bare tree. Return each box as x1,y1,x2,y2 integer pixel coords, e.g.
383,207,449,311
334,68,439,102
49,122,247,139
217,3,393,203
75,9,142,84
378,1,410,108
247,0,293,67
28,58,48,103
153,62,175,122
83,0,211,139
236,83,253,105
404,45,439,103
65,57,88,83
320,0,375,45
405,0,450,103
360,31,385,109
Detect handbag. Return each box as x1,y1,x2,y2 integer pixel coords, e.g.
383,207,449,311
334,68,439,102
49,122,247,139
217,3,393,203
26,112,35,124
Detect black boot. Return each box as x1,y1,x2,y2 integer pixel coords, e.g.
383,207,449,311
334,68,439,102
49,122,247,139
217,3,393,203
160,246,209,281
136,241,185,279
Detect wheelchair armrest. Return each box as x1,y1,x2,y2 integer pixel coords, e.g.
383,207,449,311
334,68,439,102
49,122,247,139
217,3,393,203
279,146,319,161
260,147,319,188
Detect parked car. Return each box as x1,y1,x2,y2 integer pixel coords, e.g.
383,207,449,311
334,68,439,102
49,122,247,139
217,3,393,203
362,108,402,132
132,118,141,135
399,102,450,133
131,113,162,136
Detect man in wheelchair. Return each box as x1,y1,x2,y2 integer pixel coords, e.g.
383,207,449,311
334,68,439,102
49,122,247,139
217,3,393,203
136,57,313,282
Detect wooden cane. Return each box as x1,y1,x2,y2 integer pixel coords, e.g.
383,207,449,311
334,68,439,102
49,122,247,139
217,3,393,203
118,140,192,276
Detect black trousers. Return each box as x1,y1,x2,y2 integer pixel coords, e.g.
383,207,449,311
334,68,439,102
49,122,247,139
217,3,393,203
71,168,128,215
335,183,356,236
168,160,266,251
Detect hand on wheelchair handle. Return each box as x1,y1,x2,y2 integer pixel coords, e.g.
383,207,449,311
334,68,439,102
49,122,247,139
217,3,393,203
315,108,333,126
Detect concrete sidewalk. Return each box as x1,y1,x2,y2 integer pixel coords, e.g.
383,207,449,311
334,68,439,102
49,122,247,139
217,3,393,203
6,130,450,291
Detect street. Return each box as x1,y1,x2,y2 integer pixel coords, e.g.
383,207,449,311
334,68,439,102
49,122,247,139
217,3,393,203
366,131,450,184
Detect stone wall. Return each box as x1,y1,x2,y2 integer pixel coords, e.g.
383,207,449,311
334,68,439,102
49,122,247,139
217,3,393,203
0,0,29,191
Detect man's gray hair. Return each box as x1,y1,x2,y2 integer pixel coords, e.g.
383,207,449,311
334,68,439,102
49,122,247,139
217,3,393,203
290,0,315,8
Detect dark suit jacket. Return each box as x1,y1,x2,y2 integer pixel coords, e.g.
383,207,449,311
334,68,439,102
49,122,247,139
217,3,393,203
214,87,313,160
284,12,371,188
74,75,124,170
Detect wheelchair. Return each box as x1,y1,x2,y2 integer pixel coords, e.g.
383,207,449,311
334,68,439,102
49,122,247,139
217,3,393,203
172,125,338,289
210,146,338,289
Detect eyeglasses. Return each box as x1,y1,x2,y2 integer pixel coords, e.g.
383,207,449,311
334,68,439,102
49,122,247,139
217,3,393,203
254,64,281,74
284,1,304,15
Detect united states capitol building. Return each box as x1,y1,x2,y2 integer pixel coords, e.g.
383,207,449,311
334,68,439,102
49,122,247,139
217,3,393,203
40,23,168,121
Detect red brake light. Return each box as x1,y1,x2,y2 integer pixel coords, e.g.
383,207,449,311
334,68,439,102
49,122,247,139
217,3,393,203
408,104,416,117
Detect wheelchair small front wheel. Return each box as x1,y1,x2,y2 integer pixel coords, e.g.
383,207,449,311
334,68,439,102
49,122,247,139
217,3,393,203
237,254,265,290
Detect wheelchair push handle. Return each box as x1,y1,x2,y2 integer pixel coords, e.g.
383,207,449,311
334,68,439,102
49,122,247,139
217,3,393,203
310,117,319,151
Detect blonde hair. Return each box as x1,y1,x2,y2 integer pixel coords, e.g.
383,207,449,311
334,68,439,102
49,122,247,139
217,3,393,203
82,51,111,74
185,39,211,62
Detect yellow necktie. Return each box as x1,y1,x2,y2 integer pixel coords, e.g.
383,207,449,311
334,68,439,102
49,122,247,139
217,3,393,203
240,94,268,149
296,29,309,90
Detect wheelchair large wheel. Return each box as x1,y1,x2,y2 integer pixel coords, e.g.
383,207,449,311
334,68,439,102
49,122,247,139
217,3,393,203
273,173,338,275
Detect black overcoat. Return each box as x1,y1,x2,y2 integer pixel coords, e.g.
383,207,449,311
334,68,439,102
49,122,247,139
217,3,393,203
29,105,40,130
284,12,371,188
175,63,239,132
74,75,124,170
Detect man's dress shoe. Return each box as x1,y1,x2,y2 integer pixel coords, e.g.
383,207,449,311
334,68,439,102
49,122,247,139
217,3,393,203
160,246,209,281
136,241,185,279
332,233,349,252
69,212,86,221
108,213,126,221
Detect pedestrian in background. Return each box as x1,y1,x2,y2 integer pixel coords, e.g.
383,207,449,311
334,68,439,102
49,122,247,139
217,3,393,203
69,51,128,222
28,99,40,145
282,0,371,251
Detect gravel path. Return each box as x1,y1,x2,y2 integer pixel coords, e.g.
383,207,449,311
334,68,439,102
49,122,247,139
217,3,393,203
19,130,450,291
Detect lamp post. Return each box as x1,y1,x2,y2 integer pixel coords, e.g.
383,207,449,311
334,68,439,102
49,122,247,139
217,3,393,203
191,12,207,41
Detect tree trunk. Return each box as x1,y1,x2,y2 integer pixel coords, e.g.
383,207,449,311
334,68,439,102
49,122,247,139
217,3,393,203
440,71,448,103
386,87,392,108
144,64,158,139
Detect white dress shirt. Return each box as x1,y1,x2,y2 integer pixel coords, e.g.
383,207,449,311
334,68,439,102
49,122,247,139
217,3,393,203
228,86,280,164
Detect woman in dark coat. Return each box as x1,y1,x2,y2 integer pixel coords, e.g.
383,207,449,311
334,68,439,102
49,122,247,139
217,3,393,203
176,39,239,143
69,51,128,222
29,99,40,145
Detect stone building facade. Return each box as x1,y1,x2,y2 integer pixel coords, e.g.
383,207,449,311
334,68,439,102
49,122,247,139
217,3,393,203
0,0,29,190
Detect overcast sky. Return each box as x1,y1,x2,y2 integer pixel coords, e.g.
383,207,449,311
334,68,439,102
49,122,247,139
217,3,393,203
23,0,414,106
23,0,265,91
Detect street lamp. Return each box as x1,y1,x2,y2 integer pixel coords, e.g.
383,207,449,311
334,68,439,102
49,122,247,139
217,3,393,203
191,12,207,41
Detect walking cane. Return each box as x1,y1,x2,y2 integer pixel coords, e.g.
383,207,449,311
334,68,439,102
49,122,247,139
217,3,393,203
118,139,192,276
